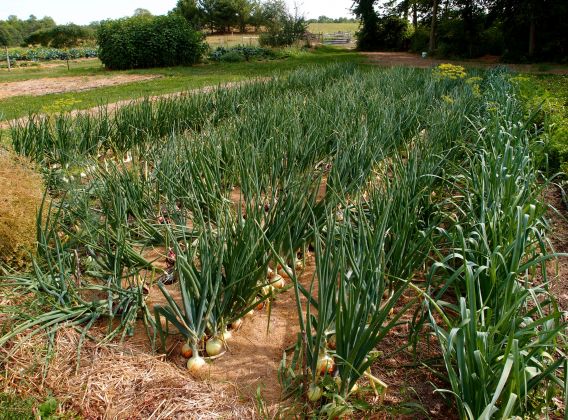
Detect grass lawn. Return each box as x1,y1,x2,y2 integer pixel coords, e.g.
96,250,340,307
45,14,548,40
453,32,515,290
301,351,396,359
0,59,109,82
0,47,363,122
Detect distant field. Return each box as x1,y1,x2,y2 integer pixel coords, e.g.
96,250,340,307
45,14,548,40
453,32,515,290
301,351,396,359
204,23,360,48
308,22,360,34
206,34,260,48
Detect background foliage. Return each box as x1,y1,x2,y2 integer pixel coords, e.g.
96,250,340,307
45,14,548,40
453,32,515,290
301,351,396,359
353,0,568,62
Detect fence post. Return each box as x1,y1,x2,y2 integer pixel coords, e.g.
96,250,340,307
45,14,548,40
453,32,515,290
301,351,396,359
5,46,10,71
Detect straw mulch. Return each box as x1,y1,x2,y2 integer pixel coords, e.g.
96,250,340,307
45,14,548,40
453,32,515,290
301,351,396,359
0,327,255,419
0,149,44,270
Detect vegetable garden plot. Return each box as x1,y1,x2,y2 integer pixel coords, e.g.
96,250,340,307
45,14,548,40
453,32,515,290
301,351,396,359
2,64,566,418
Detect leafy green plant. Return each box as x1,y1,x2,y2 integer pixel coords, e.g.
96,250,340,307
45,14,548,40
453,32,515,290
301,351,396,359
426,73,567,418
97,14,206,70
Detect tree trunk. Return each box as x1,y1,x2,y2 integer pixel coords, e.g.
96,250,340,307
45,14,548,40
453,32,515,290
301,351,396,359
429,0,439,53
528,14,536,57
412,1,418,29
403,0,409,21
443,0,450,17
5,46,10,71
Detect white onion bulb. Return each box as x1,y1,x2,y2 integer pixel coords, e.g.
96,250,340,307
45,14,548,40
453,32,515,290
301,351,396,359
206,337,224,356
187,355,205,374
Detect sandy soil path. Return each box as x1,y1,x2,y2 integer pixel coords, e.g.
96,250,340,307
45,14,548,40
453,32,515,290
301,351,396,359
0,74,161,99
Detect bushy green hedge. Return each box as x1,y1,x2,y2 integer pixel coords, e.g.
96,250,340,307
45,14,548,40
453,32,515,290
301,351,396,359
97,14,206,70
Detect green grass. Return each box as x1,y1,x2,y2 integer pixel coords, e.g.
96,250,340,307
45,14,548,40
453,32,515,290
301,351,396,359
513,74,568,174
0,392,74,420
0,59,109,83
0,48,362,122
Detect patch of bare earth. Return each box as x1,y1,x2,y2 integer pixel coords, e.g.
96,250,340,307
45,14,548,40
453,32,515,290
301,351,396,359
363,52,568,74
0,74,161,99
545,185,568,310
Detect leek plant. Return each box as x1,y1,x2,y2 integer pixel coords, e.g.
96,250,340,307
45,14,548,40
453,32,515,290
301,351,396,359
426,72,567,418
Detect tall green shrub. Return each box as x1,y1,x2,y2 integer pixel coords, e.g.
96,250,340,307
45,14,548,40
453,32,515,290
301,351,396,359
97,14,206,70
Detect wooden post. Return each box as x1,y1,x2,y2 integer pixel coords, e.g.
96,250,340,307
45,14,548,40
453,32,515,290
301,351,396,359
5,46,10,71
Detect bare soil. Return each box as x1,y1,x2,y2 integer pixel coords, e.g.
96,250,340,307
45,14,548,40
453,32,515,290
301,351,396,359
545,185,568,311
0,74,161,99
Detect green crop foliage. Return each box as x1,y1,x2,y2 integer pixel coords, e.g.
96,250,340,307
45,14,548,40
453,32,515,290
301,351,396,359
3,64,566,418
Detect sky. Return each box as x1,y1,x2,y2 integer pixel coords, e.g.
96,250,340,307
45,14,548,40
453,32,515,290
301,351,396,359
0,1,354,25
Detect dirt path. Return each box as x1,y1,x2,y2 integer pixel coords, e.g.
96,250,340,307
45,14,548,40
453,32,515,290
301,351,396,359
545,185,568,310
0,74,161,100
364,52,568,74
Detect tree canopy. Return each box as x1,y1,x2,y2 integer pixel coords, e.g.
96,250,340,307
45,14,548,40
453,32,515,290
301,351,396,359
0,15,56,46
0,15,99,47
352,0,568,61
25,24,95,48
172,0,289,33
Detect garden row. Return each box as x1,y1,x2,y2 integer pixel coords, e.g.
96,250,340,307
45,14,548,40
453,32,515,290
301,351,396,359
0,47,98,62
3,64,566,418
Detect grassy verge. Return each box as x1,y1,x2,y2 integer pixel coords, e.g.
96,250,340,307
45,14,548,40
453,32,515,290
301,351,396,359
0,59,108,83
513,74,568,174
0,48,363,122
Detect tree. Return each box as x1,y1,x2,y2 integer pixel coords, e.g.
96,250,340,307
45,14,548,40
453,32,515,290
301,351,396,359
25,24,93,48
261,0,288,31
133,8,153,17
352,0,380,50
258,1,307,47
428,0,439,52
174,0,203,28
0,28,8,47
248,0,265,31
233,0,252,32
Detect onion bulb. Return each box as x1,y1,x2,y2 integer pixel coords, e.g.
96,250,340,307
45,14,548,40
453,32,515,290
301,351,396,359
327,334,336,350
267,267,275,279
187,355,205,374
272,274,285,289
180,342,193,358
307,383,322,402
316,354,335,375
278,264,291,277
262,284,273,296
349,382,359,394
244,309,254,318
221,329,232,341
206,337,224,356
294,258,304,270
231,318,243,330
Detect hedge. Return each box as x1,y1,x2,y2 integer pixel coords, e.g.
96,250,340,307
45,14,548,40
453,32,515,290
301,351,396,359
97,15,206,70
